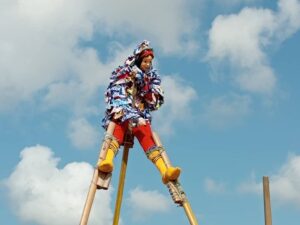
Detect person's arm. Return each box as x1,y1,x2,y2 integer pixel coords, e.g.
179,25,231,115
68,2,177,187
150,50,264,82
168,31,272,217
143,70,164,111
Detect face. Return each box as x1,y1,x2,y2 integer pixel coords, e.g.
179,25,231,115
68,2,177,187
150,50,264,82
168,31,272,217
140,55,153,72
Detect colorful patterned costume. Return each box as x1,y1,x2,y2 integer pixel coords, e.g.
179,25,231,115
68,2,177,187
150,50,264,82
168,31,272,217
102,41,164,130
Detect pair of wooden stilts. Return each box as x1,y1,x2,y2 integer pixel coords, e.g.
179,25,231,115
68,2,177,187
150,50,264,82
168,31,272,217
79,122,199,225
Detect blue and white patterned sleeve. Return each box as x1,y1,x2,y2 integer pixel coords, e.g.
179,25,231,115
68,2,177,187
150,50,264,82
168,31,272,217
142,69,164,111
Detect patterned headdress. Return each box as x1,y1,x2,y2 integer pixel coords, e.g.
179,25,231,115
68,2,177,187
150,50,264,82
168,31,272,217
133,40,153,56
125,40,154,66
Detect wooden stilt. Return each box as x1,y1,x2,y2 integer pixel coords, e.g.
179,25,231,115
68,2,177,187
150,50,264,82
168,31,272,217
112,132,133,225
112,145,130,225
80,128,197,225
263,176,272,225
152,131,199,225
79,122,116,225
183,201,199,225
79,169,99,225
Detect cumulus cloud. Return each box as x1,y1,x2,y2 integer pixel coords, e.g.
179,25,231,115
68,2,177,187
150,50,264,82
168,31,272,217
0,0,100,112
67,117,100,150
271,155,300,207
0,0,198,113
201,93,252,128
127,187,171,221
207,0,300,95
153,75,198,134
4,145,113,225
204,178,226,194
239,154,300,209
277,0,300,40
93,0,199,55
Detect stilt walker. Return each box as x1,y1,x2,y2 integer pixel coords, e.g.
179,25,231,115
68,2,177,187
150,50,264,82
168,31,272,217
79,40,199,225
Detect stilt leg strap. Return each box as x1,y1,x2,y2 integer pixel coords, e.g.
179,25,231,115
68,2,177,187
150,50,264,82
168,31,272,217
156,146,165,154
102,133,119,156
146,145,164,156
146,145,167,162
146,149,162,163
104,133,118,142
109,139,120,156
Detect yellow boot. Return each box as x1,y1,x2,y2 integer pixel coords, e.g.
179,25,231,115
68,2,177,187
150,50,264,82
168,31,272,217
148,150,181,184
98,140,119,173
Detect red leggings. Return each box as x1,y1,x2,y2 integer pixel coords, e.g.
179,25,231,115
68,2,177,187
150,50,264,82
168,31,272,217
112,121,156,152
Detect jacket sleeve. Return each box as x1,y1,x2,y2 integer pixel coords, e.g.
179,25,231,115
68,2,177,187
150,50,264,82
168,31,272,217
104,65,142,123
141,69,164,111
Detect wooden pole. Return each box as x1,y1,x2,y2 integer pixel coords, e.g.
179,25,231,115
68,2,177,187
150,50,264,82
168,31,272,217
79,169,99,225
263,176,272,225
183,201,199,225
79,122,116,225
112,139,131,225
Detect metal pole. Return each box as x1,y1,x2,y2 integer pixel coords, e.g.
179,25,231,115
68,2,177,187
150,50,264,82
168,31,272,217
112,144,130,225
263,176,272,225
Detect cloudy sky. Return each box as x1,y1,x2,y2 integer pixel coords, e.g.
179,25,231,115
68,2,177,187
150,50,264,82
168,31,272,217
1,0,300,225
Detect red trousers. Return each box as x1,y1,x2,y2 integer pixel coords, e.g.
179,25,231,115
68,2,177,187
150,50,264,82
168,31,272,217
113,121,156,152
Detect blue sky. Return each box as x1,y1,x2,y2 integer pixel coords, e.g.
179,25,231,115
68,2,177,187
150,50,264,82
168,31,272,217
1,0,300,225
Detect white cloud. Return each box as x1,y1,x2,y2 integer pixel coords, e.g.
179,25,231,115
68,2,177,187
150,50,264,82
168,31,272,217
153,75,198,134
277,0,300,39
202,93,252,128
4,145,113,225
270,154,300,207
207,7,276,94
207,0,300,95
0,0,99,112
127,187,171,221
42,48,108,110
93,0,199,55
239,154,300,209
67,118,100,150
0,0,198,113
204,178,226,194
235,66,276,94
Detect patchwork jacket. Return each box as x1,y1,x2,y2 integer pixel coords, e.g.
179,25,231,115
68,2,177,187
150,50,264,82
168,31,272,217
102,58,164,129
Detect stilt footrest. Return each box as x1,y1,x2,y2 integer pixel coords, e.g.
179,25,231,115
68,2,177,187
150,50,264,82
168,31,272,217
96,170,112,190
167,180,185,206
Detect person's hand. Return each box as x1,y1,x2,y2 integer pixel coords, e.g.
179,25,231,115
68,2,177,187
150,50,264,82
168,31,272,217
129,66,139,78
138,118,147,126
130,70,136,77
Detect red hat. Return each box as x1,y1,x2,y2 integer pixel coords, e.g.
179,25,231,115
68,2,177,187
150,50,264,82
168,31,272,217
139,49,154,59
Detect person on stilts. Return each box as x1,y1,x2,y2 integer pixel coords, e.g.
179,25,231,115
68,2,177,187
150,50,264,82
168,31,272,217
99,40,181,184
